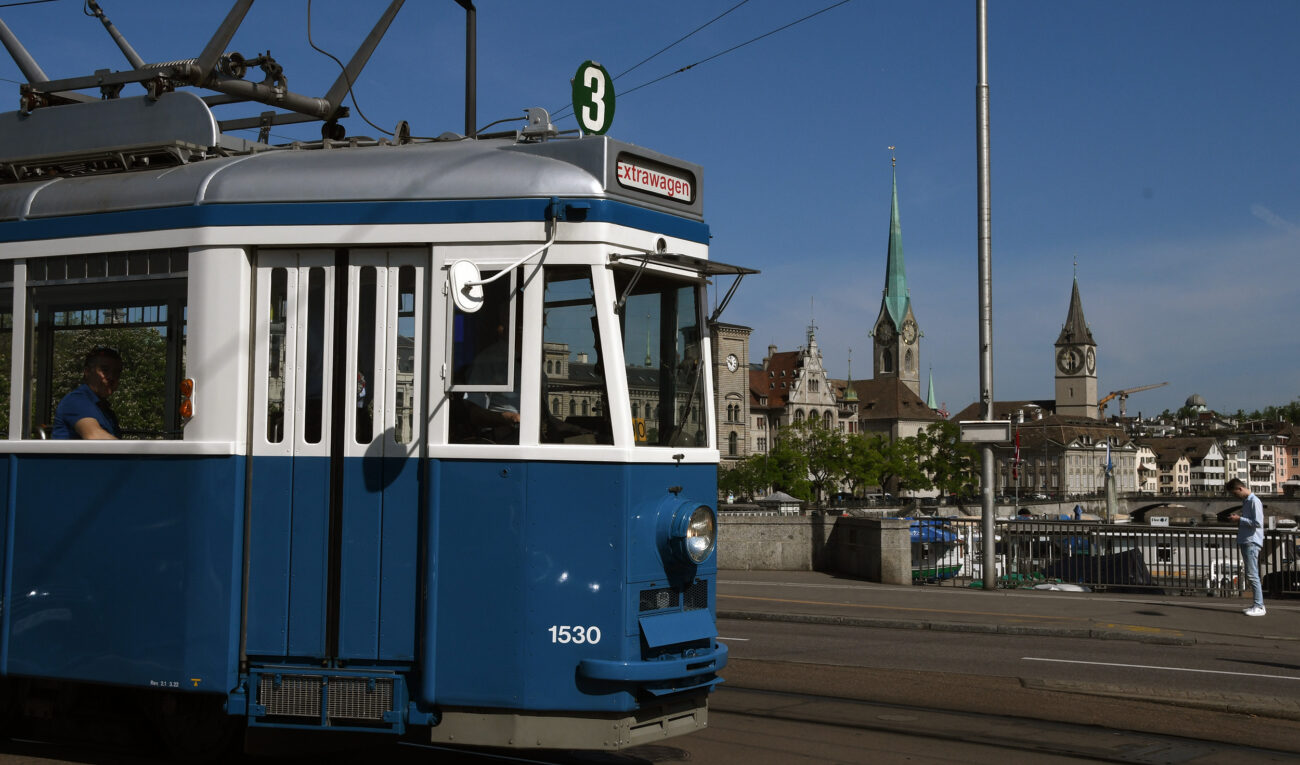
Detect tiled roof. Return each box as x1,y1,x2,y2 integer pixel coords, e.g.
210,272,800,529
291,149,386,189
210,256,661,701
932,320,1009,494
830,377,941,423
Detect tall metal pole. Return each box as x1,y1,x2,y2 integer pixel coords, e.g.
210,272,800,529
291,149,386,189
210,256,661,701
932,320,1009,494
976,0,997,590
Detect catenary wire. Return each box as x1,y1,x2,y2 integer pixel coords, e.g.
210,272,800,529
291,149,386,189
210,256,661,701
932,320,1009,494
553,0,852,125
552,0,753,122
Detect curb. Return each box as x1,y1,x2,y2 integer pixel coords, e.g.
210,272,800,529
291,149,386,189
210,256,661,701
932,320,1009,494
717,609,1197,646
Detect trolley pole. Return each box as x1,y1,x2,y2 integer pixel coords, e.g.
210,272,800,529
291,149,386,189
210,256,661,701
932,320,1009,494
976,0,997,591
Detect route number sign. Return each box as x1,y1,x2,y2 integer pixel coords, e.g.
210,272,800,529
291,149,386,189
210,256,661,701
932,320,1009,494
572,60,615,135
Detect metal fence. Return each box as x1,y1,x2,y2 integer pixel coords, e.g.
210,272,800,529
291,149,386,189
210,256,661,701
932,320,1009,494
913,518,1300,596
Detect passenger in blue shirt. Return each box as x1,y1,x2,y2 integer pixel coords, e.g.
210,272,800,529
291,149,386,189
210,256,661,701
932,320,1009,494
1228,477,1265,616
52,346,123,440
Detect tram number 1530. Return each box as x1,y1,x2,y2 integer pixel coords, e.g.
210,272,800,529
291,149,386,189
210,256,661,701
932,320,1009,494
547,625,602,645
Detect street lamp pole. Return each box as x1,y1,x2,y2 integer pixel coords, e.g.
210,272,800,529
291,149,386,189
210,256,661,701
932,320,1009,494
976,0,997,591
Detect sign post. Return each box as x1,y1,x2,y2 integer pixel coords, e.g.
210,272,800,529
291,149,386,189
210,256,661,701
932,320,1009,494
571,60,615,135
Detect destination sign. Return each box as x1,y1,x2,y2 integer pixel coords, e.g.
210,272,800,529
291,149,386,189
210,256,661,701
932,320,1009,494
615,155,694,203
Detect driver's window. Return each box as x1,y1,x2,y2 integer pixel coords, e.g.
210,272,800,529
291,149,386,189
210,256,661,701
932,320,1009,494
539,267,611,445
447,270,520,444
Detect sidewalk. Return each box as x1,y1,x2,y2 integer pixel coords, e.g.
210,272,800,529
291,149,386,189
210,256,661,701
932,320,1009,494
717,569,1300,648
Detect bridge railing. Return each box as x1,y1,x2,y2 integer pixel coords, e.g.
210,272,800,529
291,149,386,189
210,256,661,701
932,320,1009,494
914,519,1300,596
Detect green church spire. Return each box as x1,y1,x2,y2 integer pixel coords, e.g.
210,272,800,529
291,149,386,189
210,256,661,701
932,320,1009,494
883,157,909,327
926,367,938,409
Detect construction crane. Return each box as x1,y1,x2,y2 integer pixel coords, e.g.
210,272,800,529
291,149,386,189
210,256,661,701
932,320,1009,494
1098,382,1168,418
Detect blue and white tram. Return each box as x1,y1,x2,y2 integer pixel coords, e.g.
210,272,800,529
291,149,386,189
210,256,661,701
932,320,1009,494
0,81,737,757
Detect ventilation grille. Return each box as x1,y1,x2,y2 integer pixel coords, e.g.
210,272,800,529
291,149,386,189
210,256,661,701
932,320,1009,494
640,587,678,612
256,674,395,724
258,674,321,719
639,579,709,612
328,677,394,722
684,579,709,611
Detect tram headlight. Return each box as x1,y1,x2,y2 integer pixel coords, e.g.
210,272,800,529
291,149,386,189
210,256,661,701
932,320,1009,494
670,504,716,564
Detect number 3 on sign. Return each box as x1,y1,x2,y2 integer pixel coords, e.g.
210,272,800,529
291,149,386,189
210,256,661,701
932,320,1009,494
548,625,602,644
571,61,615,136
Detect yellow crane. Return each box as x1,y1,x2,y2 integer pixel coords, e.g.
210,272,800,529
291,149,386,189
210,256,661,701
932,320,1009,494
1098,382,1168,418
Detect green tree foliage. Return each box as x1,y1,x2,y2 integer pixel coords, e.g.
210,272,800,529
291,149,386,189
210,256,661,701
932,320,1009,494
1246,399,1300,424
844,432,888,496
916,421,980,499
47,328,171,436
878,435,931,495
767,426,812,501
718,454,775,501
781,419,849,503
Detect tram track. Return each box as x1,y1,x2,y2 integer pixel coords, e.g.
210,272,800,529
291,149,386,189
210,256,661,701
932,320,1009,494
709,684,1296,764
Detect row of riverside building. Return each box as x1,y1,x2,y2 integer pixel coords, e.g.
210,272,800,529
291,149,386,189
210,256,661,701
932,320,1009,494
709,167,1299,500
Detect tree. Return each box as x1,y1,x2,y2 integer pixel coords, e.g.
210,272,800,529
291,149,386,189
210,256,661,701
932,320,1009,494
779,419,849,503
844,432,887,496
766,426,812,501
878,435,931,495
916,421,979,500
719,454,775,501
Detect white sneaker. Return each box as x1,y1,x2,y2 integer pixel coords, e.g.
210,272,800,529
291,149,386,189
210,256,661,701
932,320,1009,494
1244,606,1266,617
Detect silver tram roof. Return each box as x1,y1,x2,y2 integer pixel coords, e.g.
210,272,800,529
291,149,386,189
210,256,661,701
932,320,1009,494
0,92,704,230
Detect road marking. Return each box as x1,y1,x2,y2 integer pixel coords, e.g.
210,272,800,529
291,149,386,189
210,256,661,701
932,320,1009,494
718,636,750,641
1023,656,1300,681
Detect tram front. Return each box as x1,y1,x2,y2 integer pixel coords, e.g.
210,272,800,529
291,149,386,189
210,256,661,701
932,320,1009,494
425,241,742,749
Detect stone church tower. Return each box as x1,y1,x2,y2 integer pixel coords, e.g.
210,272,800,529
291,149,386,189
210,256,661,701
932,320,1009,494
1054,278,1099,419
871,163,921,397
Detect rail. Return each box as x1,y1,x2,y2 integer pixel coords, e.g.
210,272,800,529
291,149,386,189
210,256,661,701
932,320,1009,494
913,519,1300,596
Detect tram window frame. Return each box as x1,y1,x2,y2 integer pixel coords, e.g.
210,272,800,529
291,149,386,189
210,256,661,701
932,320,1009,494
446,269,518,396
538,265,613,446
27,273,187,441
612,266,709,448
0,268,12,439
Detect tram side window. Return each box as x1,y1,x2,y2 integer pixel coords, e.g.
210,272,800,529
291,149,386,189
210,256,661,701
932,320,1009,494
266,268,288,443
615,268,707,447
27,251,187,440
447,270,521,445
539,266,611,445
393,265,416,445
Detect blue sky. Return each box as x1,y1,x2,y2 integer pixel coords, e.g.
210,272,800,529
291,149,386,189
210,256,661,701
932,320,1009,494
3,0,1296,417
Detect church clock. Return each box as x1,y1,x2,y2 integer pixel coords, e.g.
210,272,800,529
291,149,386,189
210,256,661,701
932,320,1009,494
1056,346,1083,375
901,319,917,344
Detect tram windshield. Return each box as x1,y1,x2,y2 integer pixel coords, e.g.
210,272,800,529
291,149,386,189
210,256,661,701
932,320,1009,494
614,269,708,448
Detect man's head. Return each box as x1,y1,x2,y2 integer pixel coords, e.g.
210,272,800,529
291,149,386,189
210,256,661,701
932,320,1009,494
83,346,123,398
1226,477,1249,499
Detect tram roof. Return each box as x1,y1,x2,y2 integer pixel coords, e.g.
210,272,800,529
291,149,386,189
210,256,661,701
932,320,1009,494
0,94,704,229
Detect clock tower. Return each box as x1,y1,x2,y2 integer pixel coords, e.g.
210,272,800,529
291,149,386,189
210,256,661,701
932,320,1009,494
1054,277,1098,419
870,161,921,397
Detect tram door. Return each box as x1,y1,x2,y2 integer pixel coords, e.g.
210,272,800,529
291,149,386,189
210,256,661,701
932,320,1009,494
247,249,425,665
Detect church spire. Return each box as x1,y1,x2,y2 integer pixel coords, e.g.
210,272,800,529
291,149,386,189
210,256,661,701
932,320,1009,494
882,151,909,327
1055,277,1095,346
926,367,938,409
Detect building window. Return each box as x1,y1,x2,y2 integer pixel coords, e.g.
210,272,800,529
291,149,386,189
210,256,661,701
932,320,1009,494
728,431,738,456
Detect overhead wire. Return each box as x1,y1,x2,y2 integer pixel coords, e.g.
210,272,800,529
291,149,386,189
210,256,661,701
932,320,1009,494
551,0,753,123
553,0,853,126
306,0,394,136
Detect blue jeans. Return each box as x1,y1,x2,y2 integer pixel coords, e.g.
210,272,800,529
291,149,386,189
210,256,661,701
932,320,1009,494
1239,542,1263,608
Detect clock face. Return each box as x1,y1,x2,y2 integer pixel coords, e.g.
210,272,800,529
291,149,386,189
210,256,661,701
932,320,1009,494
726,354,738,372
876,323,895,344
1085,347,1096,373
902,320,917,344
1056,346,1082,375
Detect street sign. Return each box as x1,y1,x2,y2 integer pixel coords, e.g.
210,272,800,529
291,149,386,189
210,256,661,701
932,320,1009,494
959,420,1011,443
571,60,615,135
